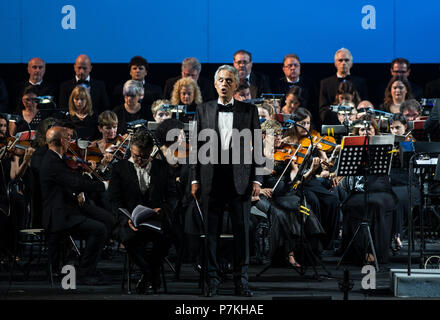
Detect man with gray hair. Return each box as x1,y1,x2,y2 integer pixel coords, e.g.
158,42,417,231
59,54,110,114
319,48,368,125
191,64,263,297
163,57,215,102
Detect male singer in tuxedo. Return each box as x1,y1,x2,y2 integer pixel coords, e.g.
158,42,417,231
191,65,263,297
59,54,110,114
319,48,368,124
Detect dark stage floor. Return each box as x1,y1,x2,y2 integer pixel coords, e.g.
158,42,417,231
2,238,440,303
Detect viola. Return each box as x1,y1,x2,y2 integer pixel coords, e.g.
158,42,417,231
0,137,33,157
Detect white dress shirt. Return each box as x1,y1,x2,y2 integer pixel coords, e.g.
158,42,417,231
129,157,152,194
218,97,234,151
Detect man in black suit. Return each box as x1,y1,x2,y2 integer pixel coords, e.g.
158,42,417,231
13,57,57,112
272,54,319,125
59,54,110,114
112,56,162,121
108,128,171,294
163,57,216,102
233,49,271,99
319,48,368,124
191,65,263,297
40,126,112,285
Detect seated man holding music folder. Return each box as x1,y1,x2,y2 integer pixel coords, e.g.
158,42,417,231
108,128,171,294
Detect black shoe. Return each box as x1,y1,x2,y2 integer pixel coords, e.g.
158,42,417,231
206,283,218,297
234,284,253,297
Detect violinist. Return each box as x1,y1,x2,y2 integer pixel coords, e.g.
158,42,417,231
251,119,325,268
284,108,340,249
89,111,126,172
388,113,419,253
68,85,99,140
108,128,171,294
0,113,35,258
40,126,112,285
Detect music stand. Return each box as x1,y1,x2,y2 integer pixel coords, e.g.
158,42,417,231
335,135,394,271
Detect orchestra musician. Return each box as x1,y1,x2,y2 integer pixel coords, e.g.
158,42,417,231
40,126,113,285
338,115,397,265
388,113,419,253
253,119,325,268
283,107,340,249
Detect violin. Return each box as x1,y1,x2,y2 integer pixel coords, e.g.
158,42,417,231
299,130,338,152
1,137,33,156
273,143,308,164
68,141,103,164
66,142,105,181
104,134,131,160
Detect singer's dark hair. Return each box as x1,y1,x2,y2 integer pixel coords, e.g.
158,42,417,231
131,128,153,151
352,114,380,136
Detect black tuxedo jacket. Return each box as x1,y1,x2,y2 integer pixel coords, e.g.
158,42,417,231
425,78,440,99
40,149,106,233
190,100,263,196
108,158,171,242
112,81,162,121
59,78,110,114
248,71,271,99
272,76,319,123
319,74,368,124
163,76,216,102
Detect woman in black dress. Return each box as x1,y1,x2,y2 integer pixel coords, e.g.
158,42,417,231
68,85,98,140
171,77,202,122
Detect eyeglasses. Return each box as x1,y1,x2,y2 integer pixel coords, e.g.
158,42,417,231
234,60,250,66
283,63,300,69
392,70,407,74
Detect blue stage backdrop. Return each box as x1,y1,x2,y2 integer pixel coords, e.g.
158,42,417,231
0,0,439,63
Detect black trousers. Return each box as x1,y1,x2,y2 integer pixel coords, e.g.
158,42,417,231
124,229,170,285
202,165,251,286
47,203,111,277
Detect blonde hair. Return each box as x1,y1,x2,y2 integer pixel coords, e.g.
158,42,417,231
68,86,93,116
98,110,118,127
171,77,202,105
151,99,171,116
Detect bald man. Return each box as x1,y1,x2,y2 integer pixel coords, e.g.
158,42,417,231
13,57,57,112
59,54,110,114
40,126,113,285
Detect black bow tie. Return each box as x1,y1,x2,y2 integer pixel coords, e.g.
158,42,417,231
76,79,90,86
218,103,233,113
338,75,351,82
